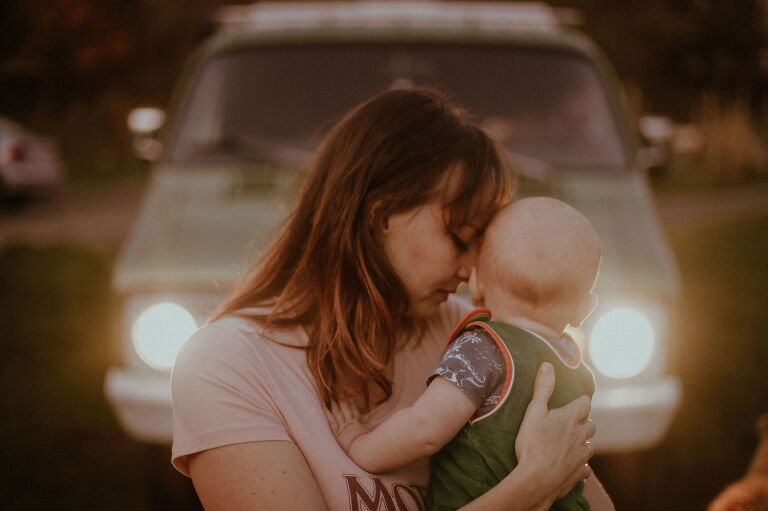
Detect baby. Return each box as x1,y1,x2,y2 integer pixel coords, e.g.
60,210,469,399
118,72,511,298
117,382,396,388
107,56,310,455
343,197,610,510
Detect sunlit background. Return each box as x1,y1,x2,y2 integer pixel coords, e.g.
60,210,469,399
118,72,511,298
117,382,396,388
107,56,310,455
0,1,766,510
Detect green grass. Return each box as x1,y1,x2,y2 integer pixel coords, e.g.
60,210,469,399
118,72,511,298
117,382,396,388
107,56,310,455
0,245,146,510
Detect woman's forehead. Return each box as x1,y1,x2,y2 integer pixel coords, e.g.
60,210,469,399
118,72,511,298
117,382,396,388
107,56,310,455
442,185,503,230
434,160,508,231
441,199,495,237
444,208,487,237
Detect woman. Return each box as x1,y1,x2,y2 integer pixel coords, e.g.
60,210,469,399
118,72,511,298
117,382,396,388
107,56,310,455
171,87,599,510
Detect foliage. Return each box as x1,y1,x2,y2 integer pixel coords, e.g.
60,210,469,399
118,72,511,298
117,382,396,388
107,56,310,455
0,0,225,181
551,0,767,120
0,0,765,182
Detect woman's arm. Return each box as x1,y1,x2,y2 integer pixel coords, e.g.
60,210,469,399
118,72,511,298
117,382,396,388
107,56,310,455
347,376,476,473
188,441,328,511
459,362,596,511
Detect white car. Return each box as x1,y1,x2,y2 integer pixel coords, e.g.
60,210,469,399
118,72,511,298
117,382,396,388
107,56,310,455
0,116,63,197
106,1,681,454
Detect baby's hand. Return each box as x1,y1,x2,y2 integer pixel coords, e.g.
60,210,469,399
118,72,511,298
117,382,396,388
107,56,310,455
336,419,372,453
324,400,370,452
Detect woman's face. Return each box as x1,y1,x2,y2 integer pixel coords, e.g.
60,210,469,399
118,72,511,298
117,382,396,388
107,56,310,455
381,200,481,318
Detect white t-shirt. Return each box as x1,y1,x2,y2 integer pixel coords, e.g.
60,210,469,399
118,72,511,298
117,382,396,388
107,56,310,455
171,295,472,510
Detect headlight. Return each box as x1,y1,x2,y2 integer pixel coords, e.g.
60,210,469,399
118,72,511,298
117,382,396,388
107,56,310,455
588,307,655,379
131,302,198,370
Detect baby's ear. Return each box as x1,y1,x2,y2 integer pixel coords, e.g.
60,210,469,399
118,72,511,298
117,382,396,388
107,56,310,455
571,292,597,327
469,267,484,306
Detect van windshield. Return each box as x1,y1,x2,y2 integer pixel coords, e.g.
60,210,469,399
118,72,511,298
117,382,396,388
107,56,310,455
167,43,629,169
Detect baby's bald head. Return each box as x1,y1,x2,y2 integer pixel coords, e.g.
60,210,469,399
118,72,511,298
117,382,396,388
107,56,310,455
474,197,601,325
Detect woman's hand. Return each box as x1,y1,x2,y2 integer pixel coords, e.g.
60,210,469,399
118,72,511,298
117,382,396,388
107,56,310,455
515,362,596,501
458,363,596,511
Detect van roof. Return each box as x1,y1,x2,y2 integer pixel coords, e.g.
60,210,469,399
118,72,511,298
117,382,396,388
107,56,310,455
215,1,582,32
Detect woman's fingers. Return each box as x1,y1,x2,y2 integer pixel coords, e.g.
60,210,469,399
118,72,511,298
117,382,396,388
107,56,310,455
515,362,600,500
580,417,596,443
529,362,556,414
543,393,597,494
560,394,591,424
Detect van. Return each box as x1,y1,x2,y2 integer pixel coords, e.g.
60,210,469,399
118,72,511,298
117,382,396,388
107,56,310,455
105,0,681,454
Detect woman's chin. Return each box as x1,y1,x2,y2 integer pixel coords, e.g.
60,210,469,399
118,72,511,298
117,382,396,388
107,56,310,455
408,294,450,318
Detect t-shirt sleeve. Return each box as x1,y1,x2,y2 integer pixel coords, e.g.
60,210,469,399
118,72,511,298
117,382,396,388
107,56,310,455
427,326,506,411
171,321,291,476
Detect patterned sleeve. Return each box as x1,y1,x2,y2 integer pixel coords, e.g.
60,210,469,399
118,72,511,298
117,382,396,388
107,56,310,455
427,326,507,412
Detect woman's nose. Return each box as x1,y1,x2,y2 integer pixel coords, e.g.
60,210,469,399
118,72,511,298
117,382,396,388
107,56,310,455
457,246,478,280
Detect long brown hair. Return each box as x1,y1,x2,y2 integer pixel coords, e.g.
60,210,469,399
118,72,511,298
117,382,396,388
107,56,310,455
210,87,512,412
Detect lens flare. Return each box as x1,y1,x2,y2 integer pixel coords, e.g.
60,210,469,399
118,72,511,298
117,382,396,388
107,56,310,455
132,303,197,370
589,307,655,379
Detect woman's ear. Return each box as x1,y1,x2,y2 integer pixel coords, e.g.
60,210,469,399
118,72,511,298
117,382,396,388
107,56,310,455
367,197,389,231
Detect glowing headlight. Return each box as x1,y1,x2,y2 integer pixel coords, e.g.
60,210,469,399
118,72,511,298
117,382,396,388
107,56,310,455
132,302,197,370
588,307,655,379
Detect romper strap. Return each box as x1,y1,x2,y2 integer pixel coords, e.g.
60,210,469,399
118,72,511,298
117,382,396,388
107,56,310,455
444,307,492,349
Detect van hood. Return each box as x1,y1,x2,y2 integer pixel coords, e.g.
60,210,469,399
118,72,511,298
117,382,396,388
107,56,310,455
114,165,297,292
548,170,681,298
115,165,680,300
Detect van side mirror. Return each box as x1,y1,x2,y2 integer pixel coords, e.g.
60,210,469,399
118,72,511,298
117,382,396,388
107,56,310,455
127,107,165,161
637,115,673,170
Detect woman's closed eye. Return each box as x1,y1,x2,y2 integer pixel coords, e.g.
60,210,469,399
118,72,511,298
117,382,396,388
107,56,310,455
451,233,470,252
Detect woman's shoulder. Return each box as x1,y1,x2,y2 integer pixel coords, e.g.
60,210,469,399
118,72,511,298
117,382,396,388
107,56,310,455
176,315,260,363
172,316,259,390
170,315,302,475
173,314,305,389
178,312,306,360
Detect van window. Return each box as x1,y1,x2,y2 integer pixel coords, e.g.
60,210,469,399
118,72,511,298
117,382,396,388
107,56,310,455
167,43,628,169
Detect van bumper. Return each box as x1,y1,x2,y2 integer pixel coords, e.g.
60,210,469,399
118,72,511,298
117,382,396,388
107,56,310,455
590,376,682,452
104,367,173,444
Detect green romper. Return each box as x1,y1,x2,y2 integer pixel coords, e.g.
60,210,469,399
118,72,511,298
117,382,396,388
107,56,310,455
426,309,595,511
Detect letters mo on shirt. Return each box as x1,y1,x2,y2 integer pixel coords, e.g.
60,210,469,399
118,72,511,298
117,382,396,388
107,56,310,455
344,475,427,511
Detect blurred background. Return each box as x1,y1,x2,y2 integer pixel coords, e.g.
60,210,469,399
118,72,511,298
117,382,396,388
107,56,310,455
0,1,766,510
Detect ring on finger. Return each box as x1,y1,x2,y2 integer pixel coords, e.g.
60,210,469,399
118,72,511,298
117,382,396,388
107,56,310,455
583,463,592,479
584,440,593,459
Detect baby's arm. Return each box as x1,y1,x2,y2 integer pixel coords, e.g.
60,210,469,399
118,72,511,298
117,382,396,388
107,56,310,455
347,376,476,473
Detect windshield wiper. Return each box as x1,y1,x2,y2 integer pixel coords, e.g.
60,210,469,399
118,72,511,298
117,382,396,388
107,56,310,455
197,134,312,167
507,151,555,183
